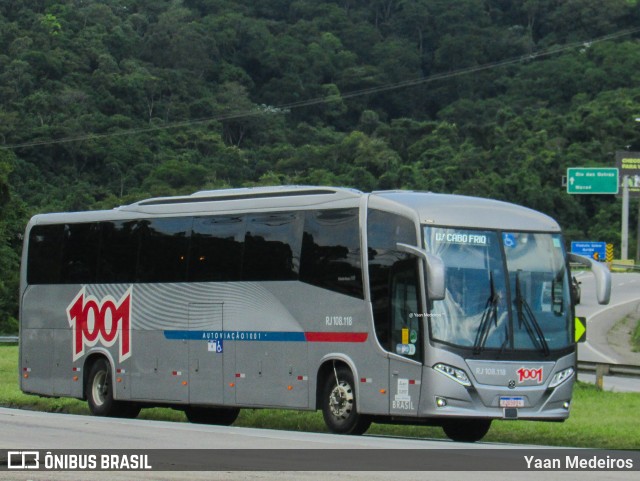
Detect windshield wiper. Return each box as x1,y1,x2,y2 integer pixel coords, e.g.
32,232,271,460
473,272,500,354
514,272,550,356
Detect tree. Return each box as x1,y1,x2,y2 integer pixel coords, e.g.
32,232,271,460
0,149,21,333
0,0,639,263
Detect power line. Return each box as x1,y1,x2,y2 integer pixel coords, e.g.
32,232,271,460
2,27,639,151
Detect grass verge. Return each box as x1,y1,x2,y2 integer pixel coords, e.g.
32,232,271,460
632,318,640,352
2,345,638,449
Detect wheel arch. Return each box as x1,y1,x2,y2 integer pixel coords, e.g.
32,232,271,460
81,348,116,401
315,354,360,411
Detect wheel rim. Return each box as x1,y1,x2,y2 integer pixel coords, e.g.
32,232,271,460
92,370,108,407
328,380,354,420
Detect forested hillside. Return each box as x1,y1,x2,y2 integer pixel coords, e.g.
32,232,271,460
1,0,640,331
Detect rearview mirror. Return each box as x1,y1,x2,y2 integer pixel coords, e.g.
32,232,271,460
567,253,611,305
396,243,445,301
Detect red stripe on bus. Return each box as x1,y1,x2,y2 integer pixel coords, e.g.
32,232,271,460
304,332,368,343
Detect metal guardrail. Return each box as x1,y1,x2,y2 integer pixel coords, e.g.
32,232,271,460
0,336,18,343
577,361,640,390
577,361,640,377
610,262,640,271
569,261,640,271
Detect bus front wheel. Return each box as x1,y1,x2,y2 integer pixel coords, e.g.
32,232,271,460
321,366,371,435
442,418,491,443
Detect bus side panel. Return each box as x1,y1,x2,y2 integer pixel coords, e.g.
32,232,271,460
263,283,390,416
129,330,189,402
127,284,189,403
20,285,79,397
188,302,224,406
52,328,74,397
235,342,309,408
221,282,309,408
20,328,53,396
353,302,390,416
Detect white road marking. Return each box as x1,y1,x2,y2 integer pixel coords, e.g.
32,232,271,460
581,341,619,364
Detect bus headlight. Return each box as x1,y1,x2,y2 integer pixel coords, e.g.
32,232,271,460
433,363,471,387
548,367,574,388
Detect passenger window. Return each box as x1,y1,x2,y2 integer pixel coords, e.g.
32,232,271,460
61,223,100,283
189,216,244,282
98,220,139,283
300,209,363,298
136,218,191,282
27,224,64,284
242,212,302,281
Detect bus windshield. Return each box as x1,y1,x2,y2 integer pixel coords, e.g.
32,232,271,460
424,227,572,353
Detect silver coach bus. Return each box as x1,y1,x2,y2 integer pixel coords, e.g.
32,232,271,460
19,186,610,442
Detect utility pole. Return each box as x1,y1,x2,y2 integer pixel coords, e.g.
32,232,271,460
621,175,629,260
637,199,640,263
616,148,640,262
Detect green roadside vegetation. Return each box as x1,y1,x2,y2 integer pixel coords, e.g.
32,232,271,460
2,1,640,335
609,312,640,354
632,319,640,352
1,345,638,449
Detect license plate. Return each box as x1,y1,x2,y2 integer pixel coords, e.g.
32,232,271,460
499,396,525,408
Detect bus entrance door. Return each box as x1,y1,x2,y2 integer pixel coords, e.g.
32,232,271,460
388,261,422,416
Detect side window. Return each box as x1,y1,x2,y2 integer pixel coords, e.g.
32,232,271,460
367,209,421,359
189,215,244,282
97,220,139,283
61,223,100,283
136,218,191,282
242,212,302,281
300,209,363,298
27,224,64,284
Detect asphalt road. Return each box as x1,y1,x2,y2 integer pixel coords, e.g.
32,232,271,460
574,272,640,392
0,408,636,481
576,272,640,364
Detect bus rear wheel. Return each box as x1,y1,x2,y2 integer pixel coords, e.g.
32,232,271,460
442,418,491,442
321,366,371,435
86,358,140,418
86,359,116,416
185,406,240,426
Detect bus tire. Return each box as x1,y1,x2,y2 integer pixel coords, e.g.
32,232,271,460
321,366,371,435
185,406,240,426
86,358,117,417
442,418,491,442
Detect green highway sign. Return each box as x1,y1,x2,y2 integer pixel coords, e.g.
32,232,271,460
566,167,619,194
